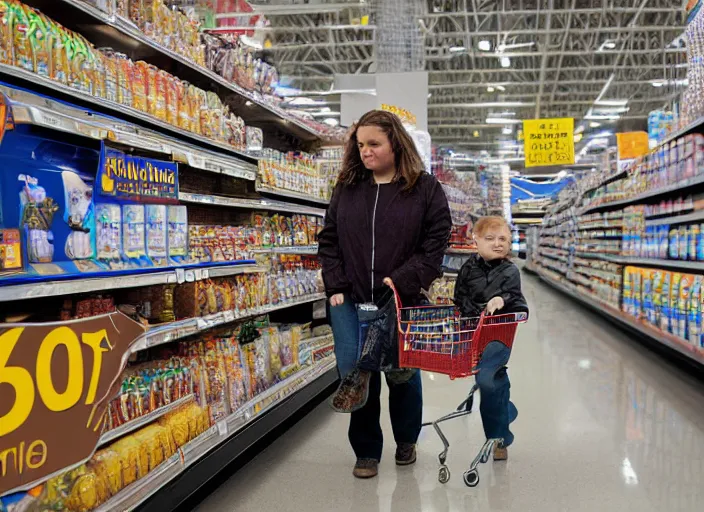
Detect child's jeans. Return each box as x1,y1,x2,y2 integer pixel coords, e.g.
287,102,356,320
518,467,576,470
329,294,423,461
476,341,518,447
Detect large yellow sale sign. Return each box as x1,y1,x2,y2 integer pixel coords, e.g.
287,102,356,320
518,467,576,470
522,118,575,168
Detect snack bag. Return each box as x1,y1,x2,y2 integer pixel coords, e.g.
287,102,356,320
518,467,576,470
679,225,689,261
641,269,655,325
102,50,119,102
133,60,149,112
677,274,692,340
669,228,679,259
690,224,700,262
0,1,11,66
689,275,703,348
670,272,682,336
25,6,51,78
10,2,32,72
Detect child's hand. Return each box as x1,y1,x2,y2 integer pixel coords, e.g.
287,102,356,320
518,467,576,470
486,296,505,315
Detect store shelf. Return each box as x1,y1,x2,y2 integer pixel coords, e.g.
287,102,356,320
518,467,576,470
0,262,260,302
581,173,704,214
26,0,329,146
132,293,327,352
251,245,320,255
134,360,338,512
98,395,196,447
573,252,704,272
179,192,327,217
0,68,260,170
645,209,704,227
256,185,331,206
532,266,704,366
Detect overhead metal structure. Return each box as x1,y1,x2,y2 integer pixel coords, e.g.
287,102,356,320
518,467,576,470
246,0,686,149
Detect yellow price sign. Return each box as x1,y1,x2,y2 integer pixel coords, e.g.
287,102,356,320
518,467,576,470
616,131,649,160
0,312,146,496
522,118,575,168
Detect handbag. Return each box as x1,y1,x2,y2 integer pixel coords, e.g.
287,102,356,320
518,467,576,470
329,287,416,413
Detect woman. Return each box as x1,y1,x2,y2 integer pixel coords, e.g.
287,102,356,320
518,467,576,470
453,216,528,461
318,110,452,479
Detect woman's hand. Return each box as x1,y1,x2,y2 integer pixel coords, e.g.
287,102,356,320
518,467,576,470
330,293,345,307
486,296,505,315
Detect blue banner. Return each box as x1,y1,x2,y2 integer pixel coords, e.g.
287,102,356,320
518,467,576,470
98,144,178,202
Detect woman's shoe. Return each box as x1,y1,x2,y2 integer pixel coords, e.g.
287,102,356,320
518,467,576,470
493,442,508,461
395,443,417,466
353,458,379,478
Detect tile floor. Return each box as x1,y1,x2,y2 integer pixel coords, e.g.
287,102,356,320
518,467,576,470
194,272,704,512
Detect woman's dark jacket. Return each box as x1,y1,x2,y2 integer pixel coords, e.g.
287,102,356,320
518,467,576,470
454,253,529,317
318,172,452,306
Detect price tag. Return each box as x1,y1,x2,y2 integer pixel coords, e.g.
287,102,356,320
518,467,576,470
196,318,208,330
217,420,228,437
202,269,209,279
224,311,235,323
187,152,207,170
194,268,203,281
204,160,220,173
185,270,195,282
175,268,186,284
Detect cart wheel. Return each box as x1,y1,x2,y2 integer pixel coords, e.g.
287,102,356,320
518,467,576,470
466,395,473,412
463,469,479,487
438,465,451,484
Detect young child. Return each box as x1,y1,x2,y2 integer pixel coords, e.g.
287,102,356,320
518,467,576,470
454,216,528,461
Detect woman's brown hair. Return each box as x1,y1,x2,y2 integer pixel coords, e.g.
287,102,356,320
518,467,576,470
337,110,424,190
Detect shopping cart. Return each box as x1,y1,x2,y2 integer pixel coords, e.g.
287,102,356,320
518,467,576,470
391,285,527,487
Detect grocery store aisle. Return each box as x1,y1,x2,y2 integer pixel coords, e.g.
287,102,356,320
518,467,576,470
194,272,704,512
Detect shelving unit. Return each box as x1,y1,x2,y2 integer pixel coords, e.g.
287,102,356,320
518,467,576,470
528,127,704,368
0,2,339,509
14,0,333,148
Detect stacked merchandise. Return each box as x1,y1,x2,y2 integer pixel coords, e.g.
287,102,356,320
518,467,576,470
0,2,339,511
5,317,334,512
527,128,704,364
257,147,342,202
0,0,269,151
623,267,702,348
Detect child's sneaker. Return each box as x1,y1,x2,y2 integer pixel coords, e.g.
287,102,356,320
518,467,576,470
493,442,508,461
353,458,379,478
395,443,417,466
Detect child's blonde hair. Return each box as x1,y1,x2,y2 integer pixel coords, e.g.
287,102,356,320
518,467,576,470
473,216,510,237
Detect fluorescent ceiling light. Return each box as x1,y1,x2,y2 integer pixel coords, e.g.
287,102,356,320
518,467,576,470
442,101,533,108
597,40,617,52
589,121,602,127
594,99,629,106
487,86,495,92
486,118,523,124
496,85,506,91
651,80,665,87
500,56,511,68
502,127,512,135
478,40,491,51
449,45,466,53
498,42,535,52
323,118,339,126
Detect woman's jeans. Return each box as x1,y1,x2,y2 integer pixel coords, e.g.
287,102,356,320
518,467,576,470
329,295,423,461
476,341,518,447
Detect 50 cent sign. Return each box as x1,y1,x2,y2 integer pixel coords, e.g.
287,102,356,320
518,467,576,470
0,312,146,496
